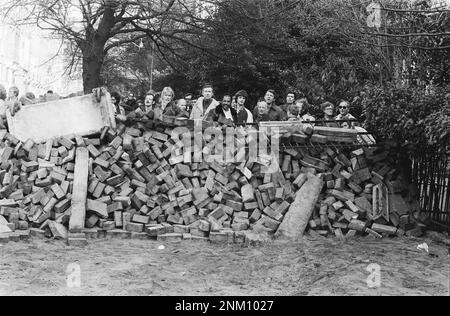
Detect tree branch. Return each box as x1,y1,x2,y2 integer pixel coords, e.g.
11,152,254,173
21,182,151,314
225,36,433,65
365,31,450,38
344,33,450,51
381,7,450,14
104,34,148,52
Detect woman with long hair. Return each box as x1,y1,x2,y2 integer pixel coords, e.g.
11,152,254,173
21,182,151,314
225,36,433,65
153,86,175,120
160,87,175,112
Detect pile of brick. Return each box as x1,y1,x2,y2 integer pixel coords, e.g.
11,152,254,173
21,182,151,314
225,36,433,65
0,119,422,245
279,145,422,239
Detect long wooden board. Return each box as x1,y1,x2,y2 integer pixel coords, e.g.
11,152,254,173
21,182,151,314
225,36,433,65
312,126,358,137
69,147,89,233
7,93,116,143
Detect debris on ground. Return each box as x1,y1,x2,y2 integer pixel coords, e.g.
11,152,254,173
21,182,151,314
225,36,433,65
417,243,429,253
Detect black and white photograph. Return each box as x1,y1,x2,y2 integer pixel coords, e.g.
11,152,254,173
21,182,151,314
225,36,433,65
0,0,449,299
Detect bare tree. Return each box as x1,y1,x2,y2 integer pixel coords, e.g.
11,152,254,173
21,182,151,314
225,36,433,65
335,0,450,85
1,0,213,93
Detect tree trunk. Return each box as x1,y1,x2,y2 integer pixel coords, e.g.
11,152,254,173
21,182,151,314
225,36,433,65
81,4,116,94
82,49,104,94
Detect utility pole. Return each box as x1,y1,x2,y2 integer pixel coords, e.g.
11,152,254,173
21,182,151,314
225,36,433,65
367,2,383,85
149,41,155,91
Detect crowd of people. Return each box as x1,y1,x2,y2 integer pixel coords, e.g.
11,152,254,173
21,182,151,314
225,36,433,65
110,84,359,128
0,82,359,131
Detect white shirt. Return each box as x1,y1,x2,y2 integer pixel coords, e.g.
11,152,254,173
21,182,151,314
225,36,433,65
0,100,6,116
223,108,234,121
246,109,254,124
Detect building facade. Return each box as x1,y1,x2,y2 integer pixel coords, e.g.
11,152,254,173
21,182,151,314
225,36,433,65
0,23,82,97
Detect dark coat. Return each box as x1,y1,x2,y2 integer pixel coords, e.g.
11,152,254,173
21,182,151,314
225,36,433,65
207,104,237,124
163,102,189,118
253,104,287,122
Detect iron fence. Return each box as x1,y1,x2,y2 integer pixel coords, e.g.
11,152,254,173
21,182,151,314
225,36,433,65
411,149,450,230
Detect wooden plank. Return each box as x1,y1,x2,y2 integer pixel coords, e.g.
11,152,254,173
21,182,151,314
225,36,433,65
69,147,89,233
313,126,358,137
310,134,328,144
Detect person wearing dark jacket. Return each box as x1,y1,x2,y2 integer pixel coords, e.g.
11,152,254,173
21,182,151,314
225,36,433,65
207,95,236,124
280,91,296,114
234,90,254,125
164,99,190,118
111,91,126,115
253,89,286,121
153,87,176,121
319,101,340,127
125,93,137,109
144,90,156,114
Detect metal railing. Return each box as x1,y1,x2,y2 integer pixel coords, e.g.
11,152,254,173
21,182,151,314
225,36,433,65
411,149,450,230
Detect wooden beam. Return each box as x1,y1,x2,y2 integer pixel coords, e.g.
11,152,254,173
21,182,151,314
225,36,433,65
69,147,89,233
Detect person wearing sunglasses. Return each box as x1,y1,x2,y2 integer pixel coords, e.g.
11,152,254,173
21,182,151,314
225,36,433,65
335,100,357,129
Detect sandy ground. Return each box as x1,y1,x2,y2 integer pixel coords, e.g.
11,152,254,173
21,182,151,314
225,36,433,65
0,235,448,296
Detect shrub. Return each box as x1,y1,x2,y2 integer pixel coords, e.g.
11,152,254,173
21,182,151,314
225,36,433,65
361,83,449,155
